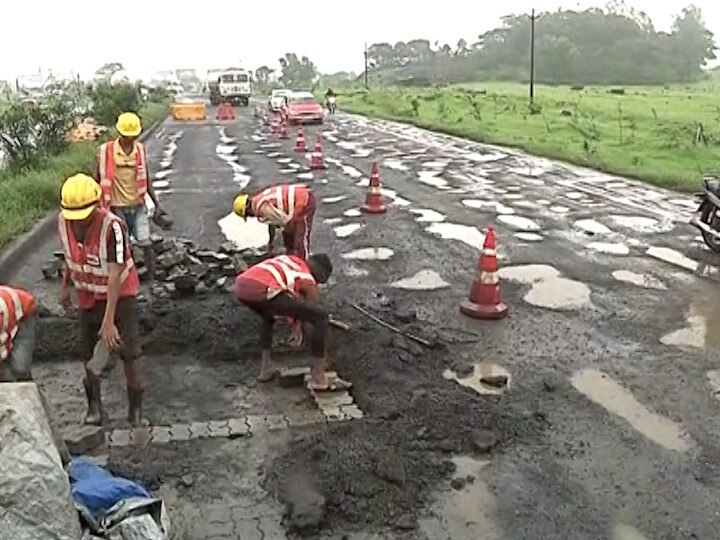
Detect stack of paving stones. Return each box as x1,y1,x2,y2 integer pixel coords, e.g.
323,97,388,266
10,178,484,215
42,235,269,297
107,369,364,448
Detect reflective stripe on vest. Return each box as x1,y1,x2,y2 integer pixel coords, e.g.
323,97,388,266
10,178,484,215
252,255,314,294
98,140,149,208
0,286,24,360
254,184,304,220
58,211,136,296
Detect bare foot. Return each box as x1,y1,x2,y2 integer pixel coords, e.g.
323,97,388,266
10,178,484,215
309,374,352,392
257,362,280,382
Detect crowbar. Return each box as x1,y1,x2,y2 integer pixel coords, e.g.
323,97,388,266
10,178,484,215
351,304,432,347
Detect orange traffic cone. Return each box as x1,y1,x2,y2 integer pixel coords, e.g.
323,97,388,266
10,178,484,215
309,134,327,170
459,226,508,320
216,103,235,121
294,126,307,152
279,119,290,139
360,162,386,214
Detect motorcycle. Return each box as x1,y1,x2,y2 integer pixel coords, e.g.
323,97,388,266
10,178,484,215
691,176,720,251
326,96,337,115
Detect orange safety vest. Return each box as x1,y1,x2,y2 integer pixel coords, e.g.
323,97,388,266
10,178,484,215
58,208,140,310
239,255,315,297
0,285,36,361
97,139,149,208
251,184,310,224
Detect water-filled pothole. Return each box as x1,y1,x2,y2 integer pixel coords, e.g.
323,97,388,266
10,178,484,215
443,363,511,395
425,223,485,250
390,270,449,290
341,247,394,260
217,214,269,250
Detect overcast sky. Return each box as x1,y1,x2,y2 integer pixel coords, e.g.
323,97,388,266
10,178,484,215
1,0,717,81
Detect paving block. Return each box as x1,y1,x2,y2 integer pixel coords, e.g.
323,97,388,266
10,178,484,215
246,415,266,434
108,429,131,448
340,404,364,420
312,391,354,408
130,427,151,446
207,420,231,438
279,366,311,388
285,410,327,428
150,426,173,444
227,417,250,437
189,422,211,439
170,423,192,442
320,406,346,422
63,425,106,455
264,414,289,431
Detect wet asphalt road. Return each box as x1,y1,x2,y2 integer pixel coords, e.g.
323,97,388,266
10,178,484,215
13,101,720,539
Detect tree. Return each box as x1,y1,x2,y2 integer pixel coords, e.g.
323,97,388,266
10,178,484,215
670,5,717,79
278,53,317,89
254,65,275,91
94,62,124,81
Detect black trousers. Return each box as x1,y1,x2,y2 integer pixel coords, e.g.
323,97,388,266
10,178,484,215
242,293,328,356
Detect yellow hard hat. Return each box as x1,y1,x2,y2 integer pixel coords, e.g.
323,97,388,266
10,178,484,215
116,112,142,137
61,174,101,220
233,194,249,218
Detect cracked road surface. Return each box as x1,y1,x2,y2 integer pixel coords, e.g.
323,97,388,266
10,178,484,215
12,103,720,539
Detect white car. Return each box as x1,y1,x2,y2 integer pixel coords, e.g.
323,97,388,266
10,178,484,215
268,89,292,112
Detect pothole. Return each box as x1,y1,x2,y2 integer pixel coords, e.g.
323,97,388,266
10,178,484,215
384,160,409,171
322,196,346,204
570,368,692,452
550,206,569,213
587,242,629,255
646,246,699,273
461,199,515,215
215,144,236,155
514,233,543,242
410,209,446,223
608,215,668,234
334,223,363,238
342,264,369,277
218,214,269,250
565,192,583,200
425,223,485,250
153,180,170,189
418,171,450,189
611,270,666,290
341,247,394,261
390,270,449,290
155,170,172,180
497,215,540,232
660,308,706,349
343,209,362,217
575,219,612,235
443,363,511,396
323,218,343,225
297,172,314,180
499,264,591,310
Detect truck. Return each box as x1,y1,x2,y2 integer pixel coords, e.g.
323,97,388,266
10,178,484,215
217,67,252,106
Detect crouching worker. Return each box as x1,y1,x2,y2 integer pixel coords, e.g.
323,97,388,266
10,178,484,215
234,253,351,391
58,174,147,426
1,284,72,464
233,183,316,260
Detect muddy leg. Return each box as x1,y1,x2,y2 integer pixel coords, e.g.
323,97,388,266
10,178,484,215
257,317,280,382
143,245,156,281
123,359,147,427
83,369,104,426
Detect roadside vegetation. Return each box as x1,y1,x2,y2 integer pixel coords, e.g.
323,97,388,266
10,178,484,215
0,83,169,249
323,4,718,192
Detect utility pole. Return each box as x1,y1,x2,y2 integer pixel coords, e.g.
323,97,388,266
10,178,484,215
529,8,537,104
364,42,369,89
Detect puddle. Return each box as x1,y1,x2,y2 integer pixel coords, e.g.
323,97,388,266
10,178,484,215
669,198,698,209
229,162,248,173
155,170,172,180
153,180,170,189
323,217,343,225
509,166,545,177
336,141,359,151
613,523,649,540
511,201,537,210
502,193,524,200
277,158,292,164
341,165,363,178
160,159,172,169
550,205,569,213
570,369,692,452
418,455,501,540
536,200,550,205
660,308,706,349
462,199,515,215
611,270,666,290
217,214,269,250
499,265,591,310
297,172,314,180
443,363,511,396
279,168,295,174
609,215,667,233
409,209,446,223
334,223,363,238
384,159,409,171
289,163,301,170
390,270,449,290
514,233,543,242
497,215,540,232
418,170,449,189
342,247,394,260
646,246,699,273
215,144,236,155
342,264,369,277
343,209,362,217
381,189,412,206
253,150,265,154
422,160,450,168
467,151,506,162
587,242,629,255
425,222,485,250
322,196,346,203
233,173,251,187
267,152,281,158
565,192,584,200
575,219,612,235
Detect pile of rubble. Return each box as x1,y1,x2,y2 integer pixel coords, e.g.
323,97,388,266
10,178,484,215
66,118,108,142
42,235,268,297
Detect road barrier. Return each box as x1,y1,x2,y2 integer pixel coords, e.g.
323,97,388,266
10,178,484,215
171,102,207,121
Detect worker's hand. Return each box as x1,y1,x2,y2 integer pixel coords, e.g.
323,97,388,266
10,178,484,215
289,322,304,348
99,320,122,351
59,283,71,313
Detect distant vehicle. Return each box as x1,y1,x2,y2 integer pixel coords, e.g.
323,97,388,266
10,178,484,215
218,68,252,106
285,91,323,125
691,177,720,251
269,89,292,112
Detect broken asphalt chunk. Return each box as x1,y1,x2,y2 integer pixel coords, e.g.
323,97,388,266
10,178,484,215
63,425,106,454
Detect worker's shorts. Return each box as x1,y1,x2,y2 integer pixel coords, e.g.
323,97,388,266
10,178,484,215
79,297,141,362
0,316,37,382
111,205,151,247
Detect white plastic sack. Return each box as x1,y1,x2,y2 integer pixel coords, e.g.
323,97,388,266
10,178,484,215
0,382,81,540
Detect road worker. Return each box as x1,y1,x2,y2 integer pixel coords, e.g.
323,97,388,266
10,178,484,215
58,174,147,427
95,112,161,279
1,283,72,464
234,253,351,391
233,183,316,260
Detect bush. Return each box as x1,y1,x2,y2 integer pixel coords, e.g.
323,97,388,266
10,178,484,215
89,82,142,127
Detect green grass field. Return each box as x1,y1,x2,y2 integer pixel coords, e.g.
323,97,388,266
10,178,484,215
0,100,168,249
339,80,720,192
